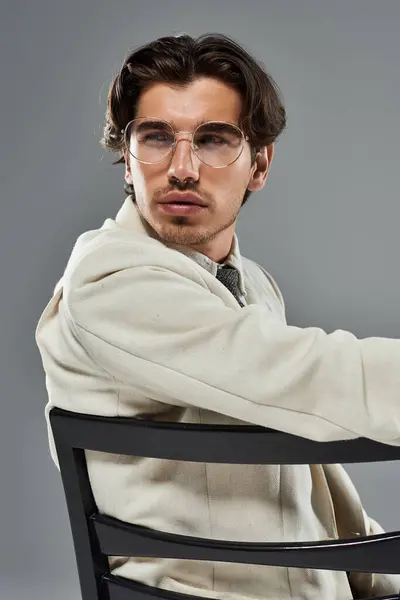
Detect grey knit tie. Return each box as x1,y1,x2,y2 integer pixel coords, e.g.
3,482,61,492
216,264,245,307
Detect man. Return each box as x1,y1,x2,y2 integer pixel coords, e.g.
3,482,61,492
35,33,400,598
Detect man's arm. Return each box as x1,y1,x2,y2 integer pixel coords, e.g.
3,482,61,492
64,242,400,445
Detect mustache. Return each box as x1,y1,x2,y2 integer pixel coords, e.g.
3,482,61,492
155,180,212,205
169,180,198,192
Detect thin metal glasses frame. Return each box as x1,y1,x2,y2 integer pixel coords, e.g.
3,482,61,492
121,117,250,169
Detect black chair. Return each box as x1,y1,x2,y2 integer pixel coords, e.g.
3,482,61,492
49,407,400,600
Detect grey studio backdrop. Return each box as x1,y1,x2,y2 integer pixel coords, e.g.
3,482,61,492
1,1,400,599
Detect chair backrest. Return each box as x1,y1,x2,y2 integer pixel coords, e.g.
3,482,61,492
49,407,400,600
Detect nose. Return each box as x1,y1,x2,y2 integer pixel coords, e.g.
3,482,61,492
167,134,200,183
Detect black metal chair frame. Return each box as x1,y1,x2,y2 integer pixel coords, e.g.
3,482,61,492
49,407,400,600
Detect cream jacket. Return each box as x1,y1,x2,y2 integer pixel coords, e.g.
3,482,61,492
35,196,400,599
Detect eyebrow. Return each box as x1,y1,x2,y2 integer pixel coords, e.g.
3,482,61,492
170,119,239,130
136,117,238,130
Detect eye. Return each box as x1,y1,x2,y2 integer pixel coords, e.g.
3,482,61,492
144,133,168,141
196,134,226,146
140,131,173,145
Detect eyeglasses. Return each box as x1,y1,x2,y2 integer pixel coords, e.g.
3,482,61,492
122,117,249,168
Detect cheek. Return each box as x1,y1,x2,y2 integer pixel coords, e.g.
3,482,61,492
223,152,252,187
136,162,164,184
129,162,150,191
218,165,251,194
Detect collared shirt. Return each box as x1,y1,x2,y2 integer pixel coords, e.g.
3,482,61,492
165,232,248,306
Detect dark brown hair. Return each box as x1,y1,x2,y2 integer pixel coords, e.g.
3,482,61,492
100,33,286,204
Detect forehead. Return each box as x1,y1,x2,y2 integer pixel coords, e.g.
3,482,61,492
135,77,243,127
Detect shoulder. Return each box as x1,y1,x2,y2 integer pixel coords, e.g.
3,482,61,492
63,226,208,301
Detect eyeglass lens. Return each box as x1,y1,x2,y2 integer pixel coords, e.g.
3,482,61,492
126,119,244,167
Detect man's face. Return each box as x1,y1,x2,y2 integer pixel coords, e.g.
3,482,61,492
124,77,273,262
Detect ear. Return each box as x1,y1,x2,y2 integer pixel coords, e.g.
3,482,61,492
247,143,275,192
123,149,133,185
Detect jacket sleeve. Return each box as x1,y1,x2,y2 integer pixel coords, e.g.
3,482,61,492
65,251,400,445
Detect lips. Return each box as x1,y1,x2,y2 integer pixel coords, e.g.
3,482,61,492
159,193,207,207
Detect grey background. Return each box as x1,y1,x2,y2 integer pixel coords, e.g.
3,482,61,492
1,1,399,598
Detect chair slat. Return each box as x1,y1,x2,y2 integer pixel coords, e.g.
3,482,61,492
103,574,400,600
91,514,400,574
50,408,400,465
